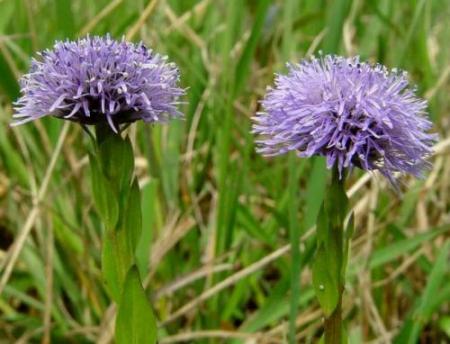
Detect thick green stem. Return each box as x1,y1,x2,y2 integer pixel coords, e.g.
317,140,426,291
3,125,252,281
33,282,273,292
288,154,301,344
325,276,342,344
324,168,346,344
325,292,342,343
91,124,137,301
89,124,157,343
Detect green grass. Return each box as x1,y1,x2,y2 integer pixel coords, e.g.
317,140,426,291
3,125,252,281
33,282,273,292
0,0,449,343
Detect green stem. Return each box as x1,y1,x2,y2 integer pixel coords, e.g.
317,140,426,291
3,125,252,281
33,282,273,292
324,168,346,344
89,124,157,342
90,124,141,301
325,291,342,343
94,122,111,145
288,154,301,344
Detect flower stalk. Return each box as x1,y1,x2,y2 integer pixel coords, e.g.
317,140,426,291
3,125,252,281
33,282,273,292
13,35,184,344
325,300,343,344
312,167,349,343
89,124,157,343
324,168,345,344
253,55,435,340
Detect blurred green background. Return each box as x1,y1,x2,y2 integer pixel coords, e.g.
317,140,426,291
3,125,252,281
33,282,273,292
0,0,449,343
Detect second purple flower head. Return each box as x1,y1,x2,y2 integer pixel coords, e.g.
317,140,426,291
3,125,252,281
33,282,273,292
253,55,437,184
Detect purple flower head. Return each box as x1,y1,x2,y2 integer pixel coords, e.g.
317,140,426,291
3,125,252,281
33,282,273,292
13,35,184,132
253,55,437,183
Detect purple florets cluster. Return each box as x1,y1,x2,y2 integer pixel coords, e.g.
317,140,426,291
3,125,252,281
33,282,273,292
253,55,437,182
13,35,184,132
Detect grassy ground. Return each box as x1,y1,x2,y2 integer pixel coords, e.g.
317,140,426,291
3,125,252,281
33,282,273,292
0,0,449,343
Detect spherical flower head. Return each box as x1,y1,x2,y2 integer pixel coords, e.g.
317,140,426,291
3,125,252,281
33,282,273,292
13,35,184,132
253,55,437,184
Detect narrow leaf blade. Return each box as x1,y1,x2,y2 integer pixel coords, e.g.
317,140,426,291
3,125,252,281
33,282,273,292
116,266,157,344
89,153,119,229
123,179,143,252
312,243,339,316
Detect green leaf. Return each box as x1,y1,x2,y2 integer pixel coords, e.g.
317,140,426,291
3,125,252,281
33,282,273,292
135,179,158,277
89,153,119,229
288,152,302,343
122,179,143,252
316,203,341,281
315,204,329,243
312,205,340,316
98,133,135,194
312,170,348,317
116,266,157,344
102,229,135,302
326,174,348,227
312,242,339,316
